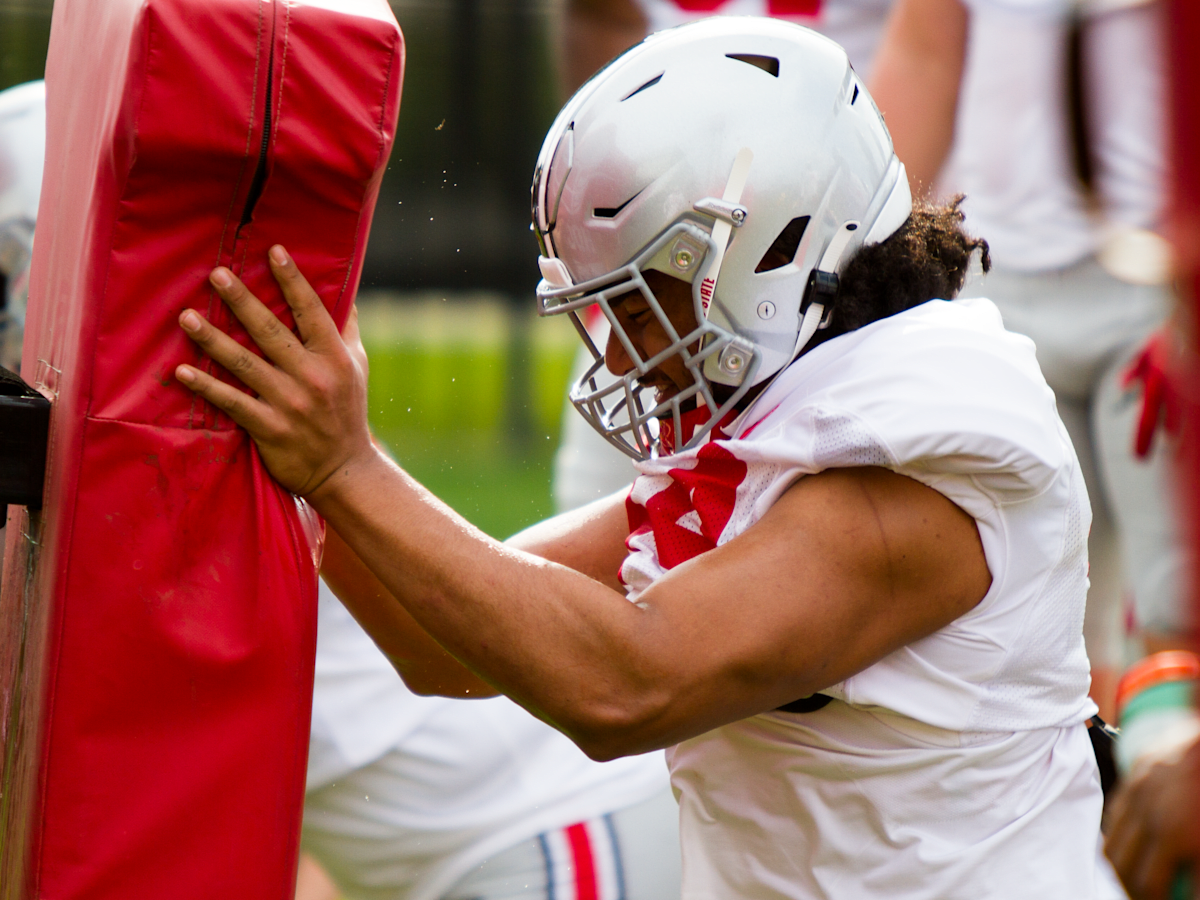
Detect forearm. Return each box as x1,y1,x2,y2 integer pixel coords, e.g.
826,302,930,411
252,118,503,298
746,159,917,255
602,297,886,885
310,447,670,756
321,525,496,698
869,0,968,197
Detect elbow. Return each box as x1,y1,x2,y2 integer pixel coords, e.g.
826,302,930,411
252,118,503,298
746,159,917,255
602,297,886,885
400,675,475,699
559,693,674,762
577,737,645,763
389,656,499,700
572,729,648,763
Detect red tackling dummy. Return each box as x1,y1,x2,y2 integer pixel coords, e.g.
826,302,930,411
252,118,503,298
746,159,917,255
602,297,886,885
0,1,402,895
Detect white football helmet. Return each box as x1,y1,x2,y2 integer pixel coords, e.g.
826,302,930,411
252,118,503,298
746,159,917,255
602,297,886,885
533,18,911,460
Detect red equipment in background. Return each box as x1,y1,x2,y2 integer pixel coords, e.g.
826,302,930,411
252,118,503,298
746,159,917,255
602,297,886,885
0,1,402,896
1171,1,1200,645
1169,0,1200,853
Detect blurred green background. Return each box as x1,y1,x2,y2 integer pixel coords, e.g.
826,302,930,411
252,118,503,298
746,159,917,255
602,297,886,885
358,291,578,539
0,0,576,540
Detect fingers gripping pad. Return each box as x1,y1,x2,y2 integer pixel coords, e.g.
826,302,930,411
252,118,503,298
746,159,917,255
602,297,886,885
0,1,402,895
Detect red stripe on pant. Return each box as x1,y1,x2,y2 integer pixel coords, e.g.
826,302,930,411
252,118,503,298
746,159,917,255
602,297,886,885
670,0,821,11
566,822,599,900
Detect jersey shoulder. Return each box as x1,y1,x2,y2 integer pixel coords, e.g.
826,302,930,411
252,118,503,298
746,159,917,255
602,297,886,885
736,298,1072,501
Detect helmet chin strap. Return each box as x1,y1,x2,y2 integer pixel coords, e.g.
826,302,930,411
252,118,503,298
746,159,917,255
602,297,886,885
790,219,859,362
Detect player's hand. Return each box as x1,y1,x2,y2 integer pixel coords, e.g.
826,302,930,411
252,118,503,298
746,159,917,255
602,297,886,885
1104,737,1200,900
174,244,373,499
1122,328,1184,459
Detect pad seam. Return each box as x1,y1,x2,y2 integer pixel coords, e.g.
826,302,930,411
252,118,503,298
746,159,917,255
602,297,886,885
338,35,400,313
193,0,265,432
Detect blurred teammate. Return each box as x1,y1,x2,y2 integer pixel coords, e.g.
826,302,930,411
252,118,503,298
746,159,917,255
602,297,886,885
871,0,1185,717
1105,736,1200,899
563,0,893,93
178,20,1124,896
297,578,678,900
0,80,44,579
0,80,43,373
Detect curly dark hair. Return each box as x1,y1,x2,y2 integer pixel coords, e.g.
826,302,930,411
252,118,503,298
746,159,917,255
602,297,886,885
809,195,990,348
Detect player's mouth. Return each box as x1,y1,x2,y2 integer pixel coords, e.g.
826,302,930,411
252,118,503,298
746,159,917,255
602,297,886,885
637,373,682,406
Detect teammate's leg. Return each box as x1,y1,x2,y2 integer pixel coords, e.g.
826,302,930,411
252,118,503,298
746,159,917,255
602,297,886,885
441,787,681,900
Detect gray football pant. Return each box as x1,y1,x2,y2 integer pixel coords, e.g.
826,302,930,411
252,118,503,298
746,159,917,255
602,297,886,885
442,788,681,900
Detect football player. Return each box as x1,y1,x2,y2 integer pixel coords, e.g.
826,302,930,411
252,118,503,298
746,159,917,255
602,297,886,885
177,19,1122,898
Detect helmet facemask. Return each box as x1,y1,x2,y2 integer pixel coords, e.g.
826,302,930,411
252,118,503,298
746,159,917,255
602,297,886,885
537,219,761,460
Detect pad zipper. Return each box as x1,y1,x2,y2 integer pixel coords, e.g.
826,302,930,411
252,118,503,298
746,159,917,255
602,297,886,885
236,54,273,237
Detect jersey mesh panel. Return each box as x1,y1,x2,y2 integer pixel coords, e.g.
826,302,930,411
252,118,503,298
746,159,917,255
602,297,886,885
717,458,784,545
809,409,894,469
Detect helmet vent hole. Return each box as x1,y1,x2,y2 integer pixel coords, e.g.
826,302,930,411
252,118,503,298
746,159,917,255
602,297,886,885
756,216,810,272
622,73,664,101
726,54,779,77
851,84,860,105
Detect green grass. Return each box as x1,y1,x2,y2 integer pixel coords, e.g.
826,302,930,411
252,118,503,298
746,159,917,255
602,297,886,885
358,291,578,540
370,430,558,539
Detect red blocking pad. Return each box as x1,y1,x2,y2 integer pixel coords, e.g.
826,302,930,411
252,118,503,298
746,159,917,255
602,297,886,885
0,1,402,896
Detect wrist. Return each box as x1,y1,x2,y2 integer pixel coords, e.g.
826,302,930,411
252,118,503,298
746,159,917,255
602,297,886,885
305,441,389,512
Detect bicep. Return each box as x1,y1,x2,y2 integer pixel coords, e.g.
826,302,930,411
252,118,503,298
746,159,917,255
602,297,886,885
638,467,990,728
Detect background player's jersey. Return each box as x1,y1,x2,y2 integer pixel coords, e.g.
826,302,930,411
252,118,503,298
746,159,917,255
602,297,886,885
942,0,1165,271
622,296,1112,896
635,0,895,77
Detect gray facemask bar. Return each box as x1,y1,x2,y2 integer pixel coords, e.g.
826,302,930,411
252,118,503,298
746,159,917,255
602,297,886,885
536,221,761,460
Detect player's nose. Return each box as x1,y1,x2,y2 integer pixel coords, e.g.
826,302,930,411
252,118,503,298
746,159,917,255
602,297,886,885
605,328,635,376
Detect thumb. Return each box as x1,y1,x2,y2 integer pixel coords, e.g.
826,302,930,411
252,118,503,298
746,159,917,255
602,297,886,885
340,303,369,377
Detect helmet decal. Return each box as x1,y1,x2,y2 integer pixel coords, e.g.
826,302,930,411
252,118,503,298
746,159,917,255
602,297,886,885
621,72,665,101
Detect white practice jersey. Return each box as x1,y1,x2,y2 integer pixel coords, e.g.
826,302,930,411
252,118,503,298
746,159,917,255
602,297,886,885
622,297,1111,898
635,0,894,77
943,0,1165,271
309,585,670,900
